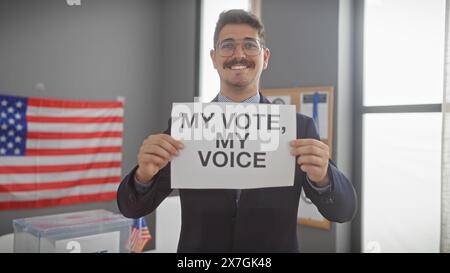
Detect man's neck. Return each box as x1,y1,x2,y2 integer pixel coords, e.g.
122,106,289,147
218,91,259,104
219,87,258,102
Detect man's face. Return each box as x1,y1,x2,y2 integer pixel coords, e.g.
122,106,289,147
210,24,270,90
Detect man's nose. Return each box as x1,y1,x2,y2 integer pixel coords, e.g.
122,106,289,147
232,44,246,58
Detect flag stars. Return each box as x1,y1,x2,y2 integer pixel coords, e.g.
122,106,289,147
0,97,27,157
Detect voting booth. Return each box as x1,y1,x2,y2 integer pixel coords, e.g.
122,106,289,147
13,209,132,253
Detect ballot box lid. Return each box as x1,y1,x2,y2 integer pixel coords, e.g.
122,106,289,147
13,209,131,238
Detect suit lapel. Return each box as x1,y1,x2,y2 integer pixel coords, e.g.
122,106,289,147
259,93,271,104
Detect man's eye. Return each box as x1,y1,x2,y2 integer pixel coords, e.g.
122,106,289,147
221,43,235,49
244,42,258,49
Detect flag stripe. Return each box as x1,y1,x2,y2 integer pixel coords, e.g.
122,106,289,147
0,161,121,174
0,176,120,192
139,232,151,239
0,168,121,184
0,191,117,210
27,116,123,123
26,146,121,156
129,229,139,248
0,153,121,166
27,131,123,140
27,106,123,117
0,183,119,201
26,138,122,149
27,122,123,132
28,98,123,109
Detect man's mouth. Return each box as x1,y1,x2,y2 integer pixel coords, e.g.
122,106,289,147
223,59,255,70
230,65,248,70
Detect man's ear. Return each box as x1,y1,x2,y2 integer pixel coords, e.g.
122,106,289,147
210,49,218,69
263,48,271,70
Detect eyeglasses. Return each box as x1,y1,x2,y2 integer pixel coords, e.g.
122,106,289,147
216,38,264,57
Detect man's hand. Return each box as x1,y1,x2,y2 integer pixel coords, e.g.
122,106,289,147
135,134,184,183
290,139,330,187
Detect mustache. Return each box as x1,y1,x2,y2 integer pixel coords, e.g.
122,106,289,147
223,58,255,69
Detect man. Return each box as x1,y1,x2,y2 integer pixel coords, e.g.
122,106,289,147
117,9,357,253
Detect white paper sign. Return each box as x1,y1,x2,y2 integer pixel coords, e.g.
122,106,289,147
171,103,296,189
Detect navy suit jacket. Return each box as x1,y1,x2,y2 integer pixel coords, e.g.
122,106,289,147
117,94,357,253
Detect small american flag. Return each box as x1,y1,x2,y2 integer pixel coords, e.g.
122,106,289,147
128,217,152,253
0,94,123,210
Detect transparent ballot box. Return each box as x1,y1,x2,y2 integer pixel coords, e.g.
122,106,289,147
13,209,132,253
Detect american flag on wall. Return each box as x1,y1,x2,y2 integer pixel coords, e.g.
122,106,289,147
0,94,123,210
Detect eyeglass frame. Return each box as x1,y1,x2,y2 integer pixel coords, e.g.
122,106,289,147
214,38,265,57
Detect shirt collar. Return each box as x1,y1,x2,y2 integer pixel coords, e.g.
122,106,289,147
217,92,260,103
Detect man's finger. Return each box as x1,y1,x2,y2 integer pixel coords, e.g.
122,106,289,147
144,145,172,161
290,139,328,150
300,164,327,179
160,134,184,149
155,138,180,156
297,155,327,167
139,153,166,167
290,145,327,157
141,140,178,157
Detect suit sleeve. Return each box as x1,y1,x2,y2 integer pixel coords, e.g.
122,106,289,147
116,124,173,219
300,115,358,223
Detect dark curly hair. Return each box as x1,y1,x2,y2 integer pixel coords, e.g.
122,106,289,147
213,9,265,48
